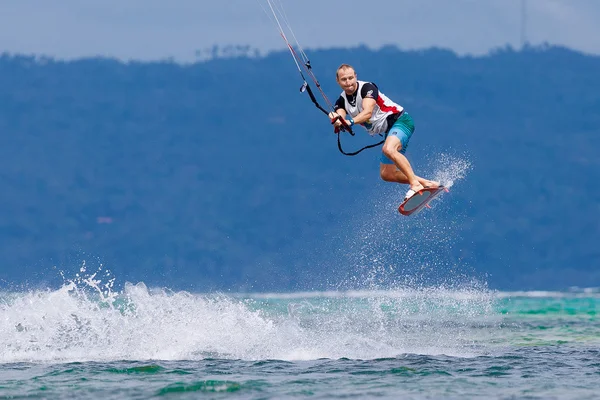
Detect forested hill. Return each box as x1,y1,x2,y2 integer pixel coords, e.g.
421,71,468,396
0,44,598,291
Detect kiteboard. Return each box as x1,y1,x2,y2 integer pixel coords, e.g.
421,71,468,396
398,186,449,216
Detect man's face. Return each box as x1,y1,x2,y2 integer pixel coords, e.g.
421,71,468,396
336,68,358,95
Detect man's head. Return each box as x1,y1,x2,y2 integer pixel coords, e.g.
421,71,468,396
336,64,358,95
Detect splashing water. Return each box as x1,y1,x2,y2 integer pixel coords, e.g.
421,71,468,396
429,152,472,189
0,263,499,364
326,153,475,290
0,154,489,364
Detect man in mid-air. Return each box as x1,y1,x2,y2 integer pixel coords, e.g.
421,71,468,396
329,64,438,200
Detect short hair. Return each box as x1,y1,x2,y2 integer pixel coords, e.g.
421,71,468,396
336,64,355,79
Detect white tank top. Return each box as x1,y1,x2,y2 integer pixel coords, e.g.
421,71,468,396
339,80,404,135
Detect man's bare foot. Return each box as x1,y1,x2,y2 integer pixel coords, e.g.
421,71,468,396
410,182,425,193
422,179,440,188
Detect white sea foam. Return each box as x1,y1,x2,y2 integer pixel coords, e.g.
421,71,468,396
0,264,499,363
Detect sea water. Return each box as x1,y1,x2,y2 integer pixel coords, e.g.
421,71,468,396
3,156,596,399
1,277,599,399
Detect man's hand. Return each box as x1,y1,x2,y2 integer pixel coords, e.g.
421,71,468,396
328,112,343,133
328,112,343,127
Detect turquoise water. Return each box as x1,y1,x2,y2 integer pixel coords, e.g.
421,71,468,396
1,280,599,399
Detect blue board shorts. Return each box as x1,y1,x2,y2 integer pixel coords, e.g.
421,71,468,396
380,112,415,164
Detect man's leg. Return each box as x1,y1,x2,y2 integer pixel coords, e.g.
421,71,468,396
380,112,439,195
381,135,425,192
380,163,439,188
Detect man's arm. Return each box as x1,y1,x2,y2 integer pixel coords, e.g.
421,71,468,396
329,96,347,124
351,97,376,125
351,83,378,125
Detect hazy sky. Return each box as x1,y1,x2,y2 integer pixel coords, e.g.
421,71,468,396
1,0,599,62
